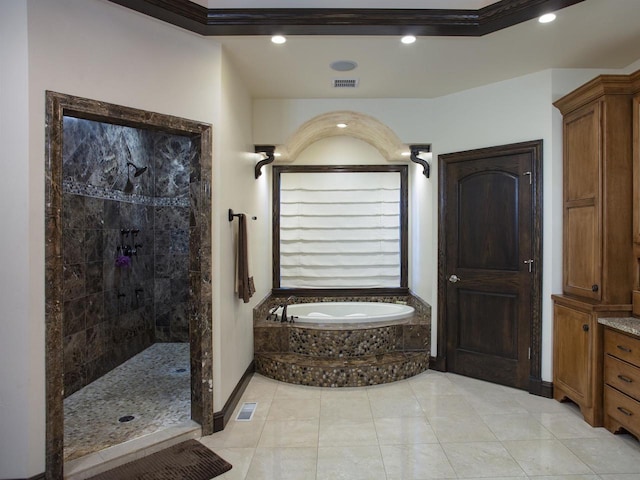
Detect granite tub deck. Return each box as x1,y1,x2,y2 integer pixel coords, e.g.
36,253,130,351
253,295,431,387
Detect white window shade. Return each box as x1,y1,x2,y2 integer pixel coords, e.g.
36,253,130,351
280,171,401,288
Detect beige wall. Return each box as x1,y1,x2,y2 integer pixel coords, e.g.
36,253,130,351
0,0,257,476
214,52,270,411
252,64,640,384
0,2,34,478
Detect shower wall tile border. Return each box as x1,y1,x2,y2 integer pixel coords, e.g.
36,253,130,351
63,180,190,207
45,91,213,480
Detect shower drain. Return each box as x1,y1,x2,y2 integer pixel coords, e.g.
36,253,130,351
118,415,135,423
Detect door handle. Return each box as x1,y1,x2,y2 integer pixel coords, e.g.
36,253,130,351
448,274,460,283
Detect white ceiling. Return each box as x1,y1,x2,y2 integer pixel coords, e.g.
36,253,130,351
203,0,640,99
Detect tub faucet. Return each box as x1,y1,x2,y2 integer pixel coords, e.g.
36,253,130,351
280,295,297,323
267,304,280,321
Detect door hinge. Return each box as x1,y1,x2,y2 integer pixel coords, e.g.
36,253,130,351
523,259,534,273
523,171,532,185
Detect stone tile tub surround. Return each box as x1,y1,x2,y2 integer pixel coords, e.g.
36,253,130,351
62,117,193,396
253,294,431,386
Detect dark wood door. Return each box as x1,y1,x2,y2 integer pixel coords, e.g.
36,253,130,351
439,141,542,390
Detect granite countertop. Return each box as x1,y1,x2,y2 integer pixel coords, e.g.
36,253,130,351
598,317,640,337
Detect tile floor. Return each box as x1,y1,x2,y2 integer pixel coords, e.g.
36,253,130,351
201,372,640,480
64,343,191,461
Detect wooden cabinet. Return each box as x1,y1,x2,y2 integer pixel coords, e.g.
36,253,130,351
553,72,638,426
555,82,634,304
552,295,630,426
604,327,640,438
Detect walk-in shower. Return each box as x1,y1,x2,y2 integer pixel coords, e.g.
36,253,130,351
44,92,213,478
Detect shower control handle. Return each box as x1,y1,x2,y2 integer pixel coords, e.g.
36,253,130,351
448,274,460,283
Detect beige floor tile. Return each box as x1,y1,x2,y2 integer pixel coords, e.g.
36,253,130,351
503,439,594,476
211,447,255,480
409,373,464,397
381,444,456,479
266,397,321,421
511,391,581,414
244,447,317,480
316,445,387,480
202,420,265,449
273,383,323,400
429,415,497,443
599,475,640,479
562,437,640,474
258,419,319,448
442,441,526,478
369,393,424,418
367,380,415,400
319,417,378,446
418,395,476,419
524,476,600,480
320,391,373,419
465,393,529,416
374,416,438,445
533,412,612,439
242,374,279,400
481,413,554,441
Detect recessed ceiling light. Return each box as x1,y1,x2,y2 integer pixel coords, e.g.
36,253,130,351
336,123,348,129
401,35,417,45
271,35,287,44
330,60,358,72
538,13,556,23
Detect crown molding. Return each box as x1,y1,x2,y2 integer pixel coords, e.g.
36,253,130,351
108,0,584,36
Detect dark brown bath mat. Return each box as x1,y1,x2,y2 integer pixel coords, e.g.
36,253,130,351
87,439,232,480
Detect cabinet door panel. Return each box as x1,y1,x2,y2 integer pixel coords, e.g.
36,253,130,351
565,103,600,202
564,204,601,300
553,304,592,406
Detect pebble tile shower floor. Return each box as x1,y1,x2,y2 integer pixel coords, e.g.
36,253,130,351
64,343,191,461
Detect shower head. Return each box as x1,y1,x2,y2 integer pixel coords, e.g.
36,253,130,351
126,162,148,177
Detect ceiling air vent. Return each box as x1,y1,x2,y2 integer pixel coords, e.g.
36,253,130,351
332,78,359,88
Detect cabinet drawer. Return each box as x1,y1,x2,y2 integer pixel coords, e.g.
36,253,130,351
604,385,640,435
604,328,640,367
605,354,640,399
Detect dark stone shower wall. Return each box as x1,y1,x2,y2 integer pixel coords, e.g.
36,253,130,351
62,117,191,396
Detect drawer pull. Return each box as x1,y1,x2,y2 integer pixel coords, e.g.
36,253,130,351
617,345,632,353
582,324,589,332
617,406,634,417
617,374,633,383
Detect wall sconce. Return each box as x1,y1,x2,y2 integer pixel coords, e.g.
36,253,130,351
254,145,276,179
410,144,432,178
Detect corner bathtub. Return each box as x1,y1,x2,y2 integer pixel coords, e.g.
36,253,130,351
254,299,429,387
287,302,414,326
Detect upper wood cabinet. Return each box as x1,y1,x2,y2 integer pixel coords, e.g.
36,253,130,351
633,76,640,247
554,74,635,305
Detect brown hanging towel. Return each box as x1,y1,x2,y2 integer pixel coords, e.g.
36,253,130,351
235,213,255,303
